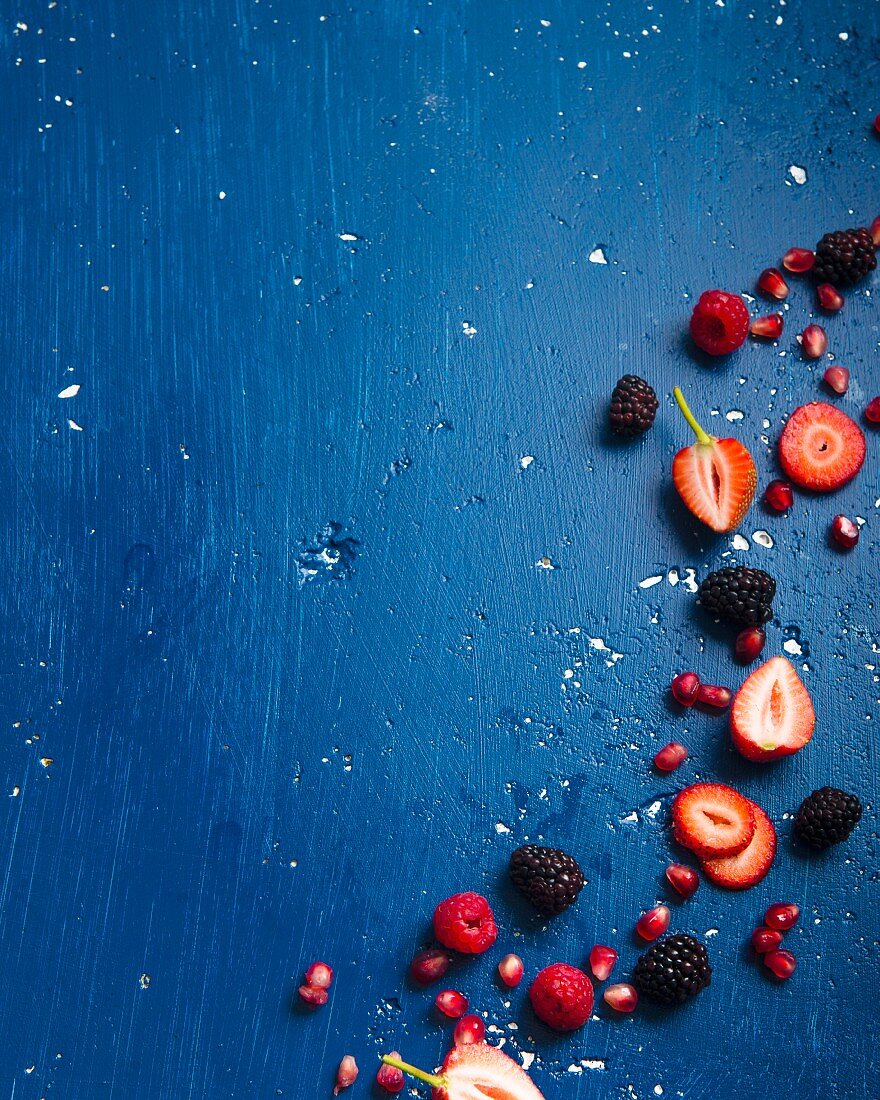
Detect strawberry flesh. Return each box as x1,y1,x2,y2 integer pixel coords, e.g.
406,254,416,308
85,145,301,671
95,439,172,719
730,656,815,762
433,1042,547,1100
701,803,777,890
671,783,756,859
778,402,866,492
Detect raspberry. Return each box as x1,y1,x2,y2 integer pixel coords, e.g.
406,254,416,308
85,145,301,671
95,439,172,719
433,892,498,954
528,963,594,1030
813,227,877,287
609,375,659,437
509,845,585,915
689,290,750,355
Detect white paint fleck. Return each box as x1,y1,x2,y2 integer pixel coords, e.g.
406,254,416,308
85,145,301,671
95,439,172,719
725,409,744,421
732,534,750,551
788,164,807,185
667,569,680,586
218,190,226,200
462,321,477,337
139,973,151,989
783,639,803,656
644,800,662,818
589,247,608,264
535,556,555,570
520,455,534,469
68,419,83,431
58,384,80,399
752,530,774,548
654,1087,664,1096
839,31,849,40
639,574,663,589
11,786,20,797
621,811,639,824
495,822,511,835
521,1052,535,1070
705,927,719,937
680,569,698,592
39,757,53,768
338,232,359,242
582,1060,606,1070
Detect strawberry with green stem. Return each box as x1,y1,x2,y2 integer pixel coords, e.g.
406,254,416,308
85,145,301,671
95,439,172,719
380,1044,545,1099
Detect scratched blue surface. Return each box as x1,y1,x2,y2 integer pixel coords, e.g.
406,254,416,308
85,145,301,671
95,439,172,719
1,1,878,1097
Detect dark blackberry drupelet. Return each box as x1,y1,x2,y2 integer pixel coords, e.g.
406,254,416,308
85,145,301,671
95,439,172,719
793,787,862,850
698,567,776,626
813,228,877,287
609,375,659,437
509,845,585,916
632,934,712,1006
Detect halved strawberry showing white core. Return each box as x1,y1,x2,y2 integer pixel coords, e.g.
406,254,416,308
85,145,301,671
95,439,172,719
671,782,756,858
701,802,777,889
730,656,815,762
778,402,866,492
381,1044,546,1100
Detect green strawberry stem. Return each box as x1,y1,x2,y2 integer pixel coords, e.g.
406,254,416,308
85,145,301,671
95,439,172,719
673,386,713,446
381,1054,446,1090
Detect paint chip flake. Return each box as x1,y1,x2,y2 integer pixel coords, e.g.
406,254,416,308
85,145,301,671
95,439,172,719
58,384,80,399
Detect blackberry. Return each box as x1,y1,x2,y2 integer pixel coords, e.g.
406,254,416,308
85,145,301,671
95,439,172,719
698,566,776,627
632,933,712,1006
609,375,659,437
813,228,877,287
793,787,862,850
509,845,585,916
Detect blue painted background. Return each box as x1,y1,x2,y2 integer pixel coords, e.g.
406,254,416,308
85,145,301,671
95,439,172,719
1,1,877,1097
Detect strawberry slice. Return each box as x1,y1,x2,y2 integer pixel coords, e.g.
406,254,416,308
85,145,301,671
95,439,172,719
701,802,777,889
778,402,866,492
381,1044,546,1100
730,655,815,762
672,388,757,532
671,782,756,858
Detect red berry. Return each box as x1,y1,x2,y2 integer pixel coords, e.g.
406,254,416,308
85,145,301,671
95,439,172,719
665,863,699,898
735,627,766,664
497,953,524,988
764,479,794,513
453,1014,485,1046
752,926,784,954
670,672,700,707
529,963,594,1030
865,397,880,424
654,741,688,772
764,902,800,931
831,515,859,549
872,217,880,248
305,961,334,989
817,283,844,312
588,944,618,981
603,983,639,1013
376,1055,405,1093
433,893,498,954
801,324,828,359
757,268,789,300
874,114,880,135
298,984,329,1006
334,1056,359,1095
696,683,732,710
436,989,469,1018
763,949,797,979
823,366,849,395
779,403,866,492
636,905,670,942
690,290,750,355
410,947,451,984
782,247,815,273
750,313,784,340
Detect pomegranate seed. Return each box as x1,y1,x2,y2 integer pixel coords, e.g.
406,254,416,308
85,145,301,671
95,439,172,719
665,863,699,898
410,947,451,985
636,905,670,942
653,741,688,772
734,627,766,664
865,397,880,424
764,902,800,931
757,267,789,300
872,216,880,247
603,983,639,1013
589,944,618,981
874,115,880,135
497,953,524,988
816,283,844,312
334,1056,359,1095
454,1014,485,1046
750,312,784,340
696,683,732,710
752,926,784,954
764,479,793,513
298,984,329,1005
376,1055,405,1094
823,366,849,395
800,324,827,359
304,961,333,989
436,989,469,1019
763,949,797,980
830,515,859,550
670,671,700,707
782,247,815,274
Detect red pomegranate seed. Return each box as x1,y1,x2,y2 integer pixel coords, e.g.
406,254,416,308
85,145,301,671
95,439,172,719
298,983,329,1005
603,983,639,1012
376,1055,405,1094
410,947,451,985
670,671,700,707
497,953,524,988
801,324,827,359
454,1014,485,1046
764,902,800,931
872,217,880,247
304,961,334,989
831,515,859,549
782,247,815,273
865,397,880,423
653,741,688,772
874,115,880,135
764,479,793,513
636,905,670,942
816,283,844,312
752,926,784,954
734,627,766,664
436,989,469,1019
696,683,732,710
665,863,699,898
750,313,784,340
334,1056,359,1095
763,949,797,980
757,267,789,300
823,366,849,395
589,944,618,981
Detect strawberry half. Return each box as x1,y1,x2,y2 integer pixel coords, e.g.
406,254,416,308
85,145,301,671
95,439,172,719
671,782,756,859
672,387,757,532
381,1045,546,1100
701,802,777,889
730,655,815,762
778,402,866,492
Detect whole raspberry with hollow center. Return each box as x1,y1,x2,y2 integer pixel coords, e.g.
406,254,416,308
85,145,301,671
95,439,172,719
433,892,498,954
690,290,750,355
528,963,594,1030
